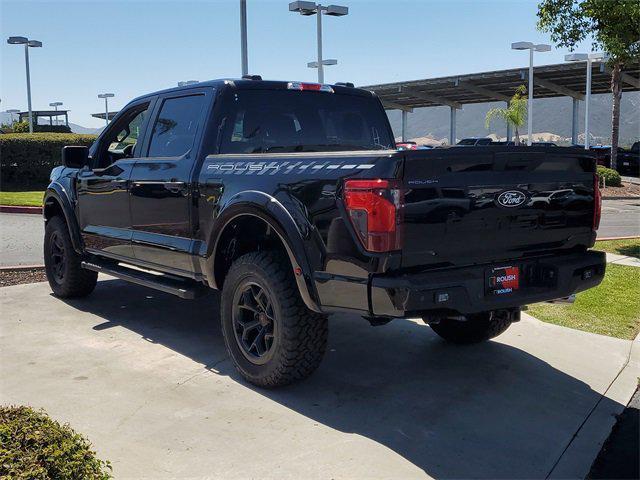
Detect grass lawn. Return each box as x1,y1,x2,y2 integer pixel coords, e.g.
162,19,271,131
528,263,640,340
594,238,640,259
0,191,44,207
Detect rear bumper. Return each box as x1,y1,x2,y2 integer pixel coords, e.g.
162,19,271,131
370,250,606,317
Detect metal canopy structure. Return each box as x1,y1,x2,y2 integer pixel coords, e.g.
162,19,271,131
91,111,119,121
18,109,69,127
362,61,640,144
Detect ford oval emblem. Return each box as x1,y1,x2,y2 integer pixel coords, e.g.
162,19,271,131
496,190,527,208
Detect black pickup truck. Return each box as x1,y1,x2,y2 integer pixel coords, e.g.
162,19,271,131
43,78,605,387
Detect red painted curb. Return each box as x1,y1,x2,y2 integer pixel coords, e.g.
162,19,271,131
0,205,43,214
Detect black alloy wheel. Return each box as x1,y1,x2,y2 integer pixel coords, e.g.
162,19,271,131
232,282,277,365
48,231,66,284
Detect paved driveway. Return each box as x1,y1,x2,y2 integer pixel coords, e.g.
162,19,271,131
1,200,637,267
599,199,640,238
1,278,637,479
0,213,44,266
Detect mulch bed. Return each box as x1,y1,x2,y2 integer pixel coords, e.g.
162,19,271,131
0,267,47,287
602,181,640,198
588,388,639,479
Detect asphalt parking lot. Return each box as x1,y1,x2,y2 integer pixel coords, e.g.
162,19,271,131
1,277,637,479
1,198,638,267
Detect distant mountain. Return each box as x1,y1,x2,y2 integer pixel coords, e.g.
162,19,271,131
388,91,640,146
69,123,102,135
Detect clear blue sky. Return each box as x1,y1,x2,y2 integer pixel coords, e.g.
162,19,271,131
0,0,595,128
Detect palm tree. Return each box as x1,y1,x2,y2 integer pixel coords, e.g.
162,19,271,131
485,85,528,145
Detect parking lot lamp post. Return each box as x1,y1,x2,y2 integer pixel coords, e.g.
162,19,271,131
49,101,62,125
565,53,604,149
98,93,114,127
240,0,248,76
7,36,43,133
511,41,551,146
289,2,348,83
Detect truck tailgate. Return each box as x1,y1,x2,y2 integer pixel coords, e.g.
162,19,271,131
400,147,597,269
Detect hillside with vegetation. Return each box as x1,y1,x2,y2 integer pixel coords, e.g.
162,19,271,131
388,91,639,146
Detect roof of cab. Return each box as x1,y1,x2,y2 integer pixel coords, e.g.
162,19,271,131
129,79,375,104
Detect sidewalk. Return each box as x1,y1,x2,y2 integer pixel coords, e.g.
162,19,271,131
605,252,640,268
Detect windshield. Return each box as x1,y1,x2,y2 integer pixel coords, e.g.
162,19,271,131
219,89,394,153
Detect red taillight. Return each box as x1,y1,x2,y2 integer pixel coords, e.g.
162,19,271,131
593,172,602,231
343,179,403,252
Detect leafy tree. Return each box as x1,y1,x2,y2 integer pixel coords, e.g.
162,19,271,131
537,0,640,169
485,85,528,144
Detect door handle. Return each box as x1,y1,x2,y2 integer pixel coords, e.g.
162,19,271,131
165,181,186,194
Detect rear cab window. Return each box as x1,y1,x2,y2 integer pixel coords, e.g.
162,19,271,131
147,94,207,157
218,89,394,154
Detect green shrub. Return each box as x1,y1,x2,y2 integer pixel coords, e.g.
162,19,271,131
597,166,622,187
10,121,30,133
0,405,112,479
0,133,97,189
11,122,71,134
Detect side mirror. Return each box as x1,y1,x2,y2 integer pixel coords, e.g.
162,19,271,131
62,145,89,169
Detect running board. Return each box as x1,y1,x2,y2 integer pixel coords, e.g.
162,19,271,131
81,260,207,299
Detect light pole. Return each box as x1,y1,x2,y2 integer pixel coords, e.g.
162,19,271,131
6,109,20,124
289,2,348,83
98,93,114,127
240,0,248,76
511,41,551,146
7,36,43,134
49,101,62,125
565,53,604,149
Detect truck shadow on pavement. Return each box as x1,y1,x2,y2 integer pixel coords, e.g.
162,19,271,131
62,278,621,479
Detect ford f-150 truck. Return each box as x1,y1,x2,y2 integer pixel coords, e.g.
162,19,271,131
43,78,605,387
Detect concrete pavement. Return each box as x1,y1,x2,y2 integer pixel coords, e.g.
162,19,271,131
605,252,640,267
0,213,44,267
1,278,637,479
599,199,640,239
1,199,638,267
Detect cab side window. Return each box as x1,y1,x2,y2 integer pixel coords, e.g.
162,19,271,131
94,103,149,169
108,110,146,155
147,95,205,158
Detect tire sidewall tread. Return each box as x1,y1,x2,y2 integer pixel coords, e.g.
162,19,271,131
44,216,97,298
221,251,327,388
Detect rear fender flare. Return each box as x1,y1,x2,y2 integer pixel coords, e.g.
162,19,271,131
206,190,322,313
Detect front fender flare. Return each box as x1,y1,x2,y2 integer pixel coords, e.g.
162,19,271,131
44,183,83,254
206,190,322,313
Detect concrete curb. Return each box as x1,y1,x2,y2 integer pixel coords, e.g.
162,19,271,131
547,333,640,479
0,265,45,271
0,205,42,215
596,235,640,241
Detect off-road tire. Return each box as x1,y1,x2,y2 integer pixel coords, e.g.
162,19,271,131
428,311,512,344
44,216,97,298
221,251,328,388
